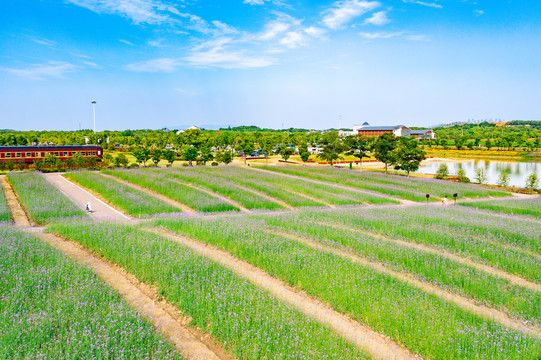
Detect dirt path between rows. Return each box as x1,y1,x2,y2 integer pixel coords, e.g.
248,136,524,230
266,227,541,338
42,173,131,222
246,166,404,203
30,228,231,360
148,227,419,360
319,222,541,293
286,188,335,208
168,178,250,213
100,173,196,213
231,183,294,210
0,176,32,226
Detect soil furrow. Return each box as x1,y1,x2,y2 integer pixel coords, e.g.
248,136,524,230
31,228,230,360
0,175,32,226
266,228,541,338
318,221,541,293
147,227,419,360
101,173,196,213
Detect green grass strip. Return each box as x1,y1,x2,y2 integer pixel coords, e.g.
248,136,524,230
64,171,180,217
7,172,86,224
153,216,541,360
0,226,179,359
460,198,541,219
47,222,371,360
0,183,12,223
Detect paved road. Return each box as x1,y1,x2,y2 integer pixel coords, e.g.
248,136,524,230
43,173,131,222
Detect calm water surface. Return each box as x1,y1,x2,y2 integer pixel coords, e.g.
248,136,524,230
417,159,540,187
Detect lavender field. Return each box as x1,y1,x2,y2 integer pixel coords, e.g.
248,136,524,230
0,184,11,223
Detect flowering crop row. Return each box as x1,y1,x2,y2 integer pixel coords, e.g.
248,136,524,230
460,197,541,219
47,222,370,360
0,185,11,223
257,165,509,201
0,226,179,359
197,166,395,206
7,172,86,224
156,168,282,210
300,206,541,283
258,213,541,326
153,216,541,360
64,171,181,217
102,169,237,213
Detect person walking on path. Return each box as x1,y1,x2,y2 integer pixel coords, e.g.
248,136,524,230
86,201,92,213
442,196,448,206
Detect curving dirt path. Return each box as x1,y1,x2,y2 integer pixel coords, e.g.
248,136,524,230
246,166,404,203
168,178,250,213
43,173,131,222
0,175,32,226
31,228,231,360
148,227,419,360
266,228,541,338
100,173,196,213
319,221,541,293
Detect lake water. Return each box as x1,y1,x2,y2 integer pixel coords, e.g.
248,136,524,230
417,159,540,188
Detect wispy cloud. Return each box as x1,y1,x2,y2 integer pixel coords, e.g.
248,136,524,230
244,0,265,4
175,88,201,96
473,9,484,16
359,31,428,41
125,58,181,72
119,39,134,46
184,39,273,68
402,0,442,8
364,11,390,25
148,39,164,47
66,0,174,24
32,38,56,47
82,61,102,69
1,61,79,80
322,0,380,30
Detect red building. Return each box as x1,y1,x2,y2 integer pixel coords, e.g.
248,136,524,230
0,145,103,163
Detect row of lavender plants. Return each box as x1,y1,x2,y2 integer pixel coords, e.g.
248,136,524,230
256,165,509,202
47,222,370,360
0,185,12,223
460,197,541,219
152,216,541,360
7,172,86,224
298,206,541,283
102,169,239,213
257,212,541,326
197,166,396,206
65,171,181,217
0,226,179,359
157,168,285,210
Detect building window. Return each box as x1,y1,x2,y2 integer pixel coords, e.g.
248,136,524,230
97,150,101,155
54,152,59,156
16,153,21,158
92,151,96,155
26,152,32,157
81,151,86,156
63,152,68,156
5,153,11,158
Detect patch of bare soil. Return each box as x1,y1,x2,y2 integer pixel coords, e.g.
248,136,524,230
0,176,32,226
32,229,231,360
100,173,196,213
267,227,541,339
148,227,419,360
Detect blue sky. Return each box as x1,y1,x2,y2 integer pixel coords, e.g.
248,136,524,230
1,0,540,131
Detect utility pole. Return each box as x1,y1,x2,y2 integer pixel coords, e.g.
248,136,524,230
91,101,97,133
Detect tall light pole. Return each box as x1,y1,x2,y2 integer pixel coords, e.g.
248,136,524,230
91,101,96,133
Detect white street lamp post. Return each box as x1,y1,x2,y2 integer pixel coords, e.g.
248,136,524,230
91,101,97,133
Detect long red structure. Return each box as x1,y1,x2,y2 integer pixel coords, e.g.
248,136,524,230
0,145,103,163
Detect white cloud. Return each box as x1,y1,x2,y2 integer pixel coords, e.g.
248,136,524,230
148,39,164,47
473,9,484,16
83,61,102,68
66,0,173,24
32,38,56,47
304,26,327,38
175,88,201,96
280,32,305,48
364,11,390,25
125,58,181,72
244,0,265,4
322,0,380,30
260,20,293,40
184,40,273,69
359,31,404,39
402,0,442,8
119,39,134,46
1,61,79,80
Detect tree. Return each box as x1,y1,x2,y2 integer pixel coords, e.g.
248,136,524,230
151,149,162,166
391,138,426,176
435,164,449,179
132,147,150,166
73,152,85,168
345,135,371,170
184,147,198,166
299,143,310,166
102,153,113,167
319,140,346,166
474,168,488,184
114,153,129,168
497,171,510,187
456,167,470,183
454,137,464,150
199,146,214,165
214,150,224,164
372,133,398,174
280,147,294,162
222,151,232,165
261,136,275,165
526,172,539,190
163,150,177,166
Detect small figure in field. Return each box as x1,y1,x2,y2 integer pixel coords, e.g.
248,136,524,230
442,196,448,206
86,201,92,213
